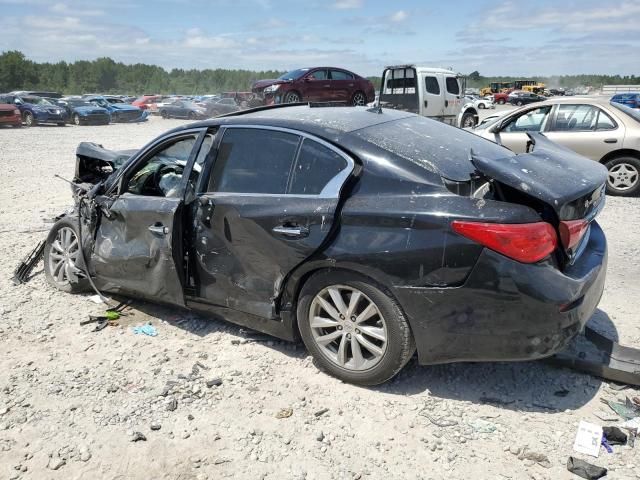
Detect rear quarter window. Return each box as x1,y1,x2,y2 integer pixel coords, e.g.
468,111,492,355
289,139,348,195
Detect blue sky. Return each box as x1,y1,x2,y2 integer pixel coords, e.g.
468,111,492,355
1,0,639,76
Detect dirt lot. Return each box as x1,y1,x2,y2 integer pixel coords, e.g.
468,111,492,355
0,114,639,480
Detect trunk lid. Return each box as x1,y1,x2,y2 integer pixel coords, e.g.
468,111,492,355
469,133,607,221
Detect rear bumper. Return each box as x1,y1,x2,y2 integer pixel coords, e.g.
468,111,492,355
394,221,607,365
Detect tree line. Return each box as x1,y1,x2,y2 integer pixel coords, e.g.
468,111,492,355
0,51,284,95
1,51,638,95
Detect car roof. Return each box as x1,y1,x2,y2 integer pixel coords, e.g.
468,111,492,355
182,105,415,137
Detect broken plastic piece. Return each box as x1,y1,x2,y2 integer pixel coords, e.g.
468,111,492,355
547,326,640,387
566,457,607,480
12,241,45,285
133,324,157,337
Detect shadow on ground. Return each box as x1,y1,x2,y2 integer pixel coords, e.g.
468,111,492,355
97,294,617,414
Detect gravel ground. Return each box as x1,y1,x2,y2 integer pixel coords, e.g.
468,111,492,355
0,115,639,480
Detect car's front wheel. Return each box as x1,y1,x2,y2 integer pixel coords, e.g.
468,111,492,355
297,271,415,385
23,112,35,127
284,91,301,103
43,218,89,293
605,156,640,196
73,114,81,125
161,110,168,119
460,111,477,128
497,99,505,105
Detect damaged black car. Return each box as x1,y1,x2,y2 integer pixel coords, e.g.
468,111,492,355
44,105,608,385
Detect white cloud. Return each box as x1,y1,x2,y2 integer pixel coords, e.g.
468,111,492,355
389,10,407,23
332,0,363,10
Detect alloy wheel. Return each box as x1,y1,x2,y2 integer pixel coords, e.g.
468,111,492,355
24,113,33,126
309,285,388,371
47,227,82,286
352,92,366,106
608,163,639,192
285,92,300,103
73,114,80,125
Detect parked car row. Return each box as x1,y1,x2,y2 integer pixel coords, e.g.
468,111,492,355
470,96,640,196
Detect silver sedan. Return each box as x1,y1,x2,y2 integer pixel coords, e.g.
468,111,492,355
471,97,640,196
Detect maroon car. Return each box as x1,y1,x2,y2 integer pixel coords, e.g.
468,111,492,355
252,67,375,106
0,102,22,128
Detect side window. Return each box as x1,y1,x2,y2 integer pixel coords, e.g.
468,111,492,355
445,76,460,95
596,109,616,130
310,70,328,80
208,128,299,194
289,139,348,195
503,106,551,133
552,105,600,132
424,76,440,95
330,70,353,80
126,136,196,197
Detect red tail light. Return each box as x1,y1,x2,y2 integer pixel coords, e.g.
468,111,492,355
451,221,557,264
558,219,589,251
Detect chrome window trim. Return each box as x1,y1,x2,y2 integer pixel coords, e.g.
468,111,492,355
213,124,355,199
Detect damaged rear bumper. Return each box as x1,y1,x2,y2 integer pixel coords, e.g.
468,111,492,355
394,221,607,365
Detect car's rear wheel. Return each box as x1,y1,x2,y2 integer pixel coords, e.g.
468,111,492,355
351,91,366,106
188,111,196,120
43,218,89,293
478,103,486,109
516,100,524,106
23,112,35,127
284,91,301,103
73,113,81,125
161,110,168,119
297,271,415,385
604,156,640,196
497,99,505,105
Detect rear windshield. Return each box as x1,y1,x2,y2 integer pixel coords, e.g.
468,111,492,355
610,101,640,123
354,116,514,181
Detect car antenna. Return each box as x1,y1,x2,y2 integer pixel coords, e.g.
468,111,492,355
54,174,88,192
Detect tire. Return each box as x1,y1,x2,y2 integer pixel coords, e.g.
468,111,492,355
284,91,301,103
43,218,90,294
297,270,415,386
161,110,168,119
23,112,35,127
460,112,477,128
604,156,640,196
516,100,523,106
351,91,366,106
13,123,22,128
188,111,196,120
73,113,81,125
497,99,505,105
112,112,119,123
478,103,486,109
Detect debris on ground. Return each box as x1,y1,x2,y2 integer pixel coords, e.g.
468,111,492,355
314,408,329,418
601,397,640,420
518,448,551,468
573,421,603,457
12,240,45,285
602,426,627,445
566,456,607,480
421,413,458,427
133,323,157,337
130,432,147,442
275,408,293,419
468,418,497,433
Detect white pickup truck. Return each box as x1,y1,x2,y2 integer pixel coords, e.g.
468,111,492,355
378,65,479,128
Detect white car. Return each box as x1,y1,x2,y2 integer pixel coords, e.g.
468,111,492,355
465,95,495,110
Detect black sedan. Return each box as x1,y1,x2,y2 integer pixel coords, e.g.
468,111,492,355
508,92,546,106
43,105,607,385
159,100,208,120
202,98,241,117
